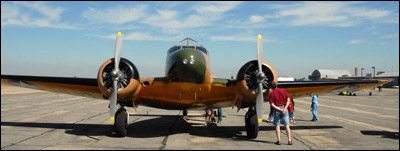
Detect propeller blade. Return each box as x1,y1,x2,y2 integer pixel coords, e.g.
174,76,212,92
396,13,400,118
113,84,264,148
114,32,122,71
257,34,263,73
110,32,122,121
256,83,264,123
110,80,117,121
256,34,264,123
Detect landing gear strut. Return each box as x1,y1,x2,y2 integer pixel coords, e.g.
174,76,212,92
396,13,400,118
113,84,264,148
114,107,128,137
245,106,259,139
183,110,188,116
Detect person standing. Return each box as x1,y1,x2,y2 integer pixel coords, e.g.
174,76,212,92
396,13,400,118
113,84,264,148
217,107,223,123
269,82,293,145
288,96,295,124
266,104,274,122
311,94,319,121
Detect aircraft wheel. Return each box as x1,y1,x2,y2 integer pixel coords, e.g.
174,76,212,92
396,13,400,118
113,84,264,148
369,92,372,96
114,108,128,137
245,107,259,139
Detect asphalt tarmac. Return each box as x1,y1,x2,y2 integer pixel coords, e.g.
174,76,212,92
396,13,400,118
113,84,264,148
1,85,399,150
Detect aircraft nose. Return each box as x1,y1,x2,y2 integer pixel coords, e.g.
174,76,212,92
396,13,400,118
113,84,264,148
166,49,206,83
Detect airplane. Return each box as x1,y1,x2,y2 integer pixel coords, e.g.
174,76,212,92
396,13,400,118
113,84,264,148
1,32,392,138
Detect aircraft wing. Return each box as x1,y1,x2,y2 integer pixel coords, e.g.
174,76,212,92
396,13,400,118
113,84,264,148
277,79,392,98
1,75,103,99
211,78,392,109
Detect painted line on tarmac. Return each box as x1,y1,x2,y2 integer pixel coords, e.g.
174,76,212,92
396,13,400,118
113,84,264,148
1,97,86,112
295,107,398,132
15,100,108,122
295,99,398,119
319,99,398,111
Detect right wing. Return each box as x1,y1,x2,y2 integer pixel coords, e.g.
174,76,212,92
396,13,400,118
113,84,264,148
278,79,392,98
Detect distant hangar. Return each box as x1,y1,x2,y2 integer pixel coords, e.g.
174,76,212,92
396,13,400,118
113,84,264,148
308,69,351,80
308,69,398,88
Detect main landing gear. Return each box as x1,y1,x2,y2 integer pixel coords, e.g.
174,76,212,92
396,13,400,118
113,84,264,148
183,110,188,119
114,107,128,137
245,106,259,139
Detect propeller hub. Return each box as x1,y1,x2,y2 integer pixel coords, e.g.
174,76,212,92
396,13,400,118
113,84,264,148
256,72,266,83
111,70,120,81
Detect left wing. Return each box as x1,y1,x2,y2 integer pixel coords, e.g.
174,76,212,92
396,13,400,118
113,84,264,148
1,75,103,99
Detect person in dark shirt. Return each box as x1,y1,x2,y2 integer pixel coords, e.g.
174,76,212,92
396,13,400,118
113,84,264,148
269,82,293,145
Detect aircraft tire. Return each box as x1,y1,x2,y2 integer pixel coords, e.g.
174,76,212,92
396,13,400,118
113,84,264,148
245,107,259,139
115,108,128,137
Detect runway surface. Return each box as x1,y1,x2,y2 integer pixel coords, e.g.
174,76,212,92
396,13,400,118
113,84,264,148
1,85,399,150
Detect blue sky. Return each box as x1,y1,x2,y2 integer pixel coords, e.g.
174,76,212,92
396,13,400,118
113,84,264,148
1,1,399,79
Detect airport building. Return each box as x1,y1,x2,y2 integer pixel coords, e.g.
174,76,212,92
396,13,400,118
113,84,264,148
308,69,352,80
309,69,399,88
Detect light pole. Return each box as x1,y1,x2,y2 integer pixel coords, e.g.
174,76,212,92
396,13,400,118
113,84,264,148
372,67,375,78
361,68,364,77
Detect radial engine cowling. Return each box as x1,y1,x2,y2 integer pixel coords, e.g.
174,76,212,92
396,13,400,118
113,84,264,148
97,58,141,102
236,60,278,104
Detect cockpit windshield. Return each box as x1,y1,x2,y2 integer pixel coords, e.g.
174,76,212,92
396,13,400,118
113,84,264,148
168,45,208,55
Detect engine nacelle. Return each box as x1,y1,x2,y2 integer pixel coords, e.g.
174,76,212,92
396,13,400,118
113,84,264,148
97,58,141,103
236,60,278,104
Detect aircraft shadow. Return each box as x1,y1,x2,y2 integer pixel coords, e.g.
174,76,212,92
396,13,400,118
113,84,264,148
360,130,399,140
1,116,343,141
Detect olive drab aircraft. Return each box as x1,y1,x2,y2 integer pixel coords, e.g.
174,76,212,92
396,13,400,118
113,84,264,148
1,32,392,138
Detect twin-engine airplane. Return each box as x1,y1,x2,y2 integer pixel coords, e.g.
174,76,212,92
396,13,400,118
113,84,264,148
1,32,391,138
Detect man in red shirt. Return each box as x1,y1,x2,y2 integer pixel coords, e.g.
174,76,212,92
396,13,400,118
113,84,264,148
269,82,293,145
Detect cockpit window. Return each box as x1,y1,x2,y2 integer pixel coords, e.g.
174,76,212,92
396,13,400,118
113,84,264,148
168,45,208,55
168,46,181,54
182,46,194,49
196,47,207,54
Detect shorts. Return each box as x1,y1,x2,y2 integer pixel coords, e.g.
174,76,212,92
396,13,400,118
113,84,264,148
273,106,290,126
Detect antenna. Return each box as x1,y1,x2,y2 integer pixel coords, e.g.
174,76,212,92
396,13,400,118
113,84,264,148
179,37,197,46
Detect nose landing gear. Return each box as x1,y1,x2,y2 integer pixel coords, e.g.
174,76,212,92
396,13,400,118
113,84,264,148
114,107,128,137
245,106,259,139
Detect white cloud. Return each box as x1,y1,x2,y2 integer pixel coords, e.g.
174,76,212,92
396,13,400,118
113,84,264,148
348,39,363,44
14,1,64,21
1,2,75,29
210,33,269,42
380,34,399,39
239,2,396,28
249,15,265,23
142,2,242,33
94,32,179,41
1,3,19,19
194,1,241,14
82,5,147,24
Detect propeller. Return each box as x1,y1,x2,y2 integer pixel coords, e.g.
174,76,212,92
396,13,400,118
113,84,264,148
110,32,122,121
256,34,265,123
